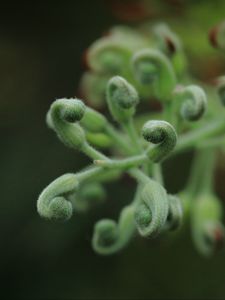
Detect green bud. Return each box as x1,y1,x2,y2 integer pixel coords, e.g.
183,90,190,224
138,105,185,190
134,180,169,238
92,205,135,255
37,173,78,222
86,132,112,149
48,98,86,150
80,107,107,133
174,85,207,121
106,76,139,123
142,120,177,162
87,38,131,74
132,49,176,101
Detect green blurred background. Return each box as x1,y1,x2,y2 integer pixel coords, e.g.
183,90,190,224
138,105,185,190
1,1,225,299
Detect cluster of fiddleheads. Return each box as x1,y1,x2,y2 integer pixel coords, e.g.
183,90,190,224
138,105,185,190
37,21,225,257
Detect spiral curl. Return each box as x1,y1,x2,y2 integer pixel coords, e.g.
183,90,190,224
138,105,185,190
153,23,181,56
106,76,139,123
87,38,132,74
37,174,78,221
142,120,177,162
79,72,110,109
132,49,176,101
47,98,86,150
174,85,207,121
92,205,135,255
134,180,169,237
165,195,183,231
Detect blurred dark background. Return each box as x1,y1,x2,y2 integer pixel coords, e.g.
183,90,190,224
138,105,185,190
1,1,225,299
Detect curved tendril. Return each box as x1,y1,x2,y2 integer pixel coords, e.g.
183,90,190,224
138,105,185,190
92,205,135,255
134,180,169,238
79,72,109,109
153,23,181,56
174,85,207,121
142,120,177,162
106,76,139,123
48,98,86,150
87,38,132,74
209,21,225,50
215,76,225,105
192,194,225,256
164,195,183,231
37,174,78,221
132,49,176,101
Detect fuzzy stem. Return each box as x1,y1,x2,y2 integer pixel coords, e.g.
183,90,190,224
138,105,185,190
77,166,103,182
104,124,135,155
152,164,164,185
82,143,108,160
129,168,150,185
94,154,146,169
123,119,142,154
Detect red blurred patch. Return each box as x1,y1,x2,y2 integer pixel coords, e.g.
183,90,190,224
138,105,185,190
165,36,176,54
214,227,224,250
209,25,219,48
82,49,90,69
108,0,152,22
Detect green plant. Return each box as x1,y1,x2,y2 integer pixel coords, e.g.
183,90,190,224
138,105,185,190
37,22,225,257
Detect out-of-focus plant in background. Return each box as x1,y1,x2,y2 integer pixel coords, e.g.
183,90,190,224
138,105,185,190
2,1,225,299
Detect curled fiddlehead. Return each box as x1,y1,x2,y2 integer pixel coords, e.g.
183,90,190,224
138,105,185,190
191,194,225,256
47,98,86,150
153,23,181,56
164,194,183,231
134,180,169,238
87,38,132,74
37,173,78,221
209,20,225,50
174,85,207,121
132,49,176,101
92,205,135,255
152,23,187,77
106,76,139,123
142,120,177,162
79,72,110,109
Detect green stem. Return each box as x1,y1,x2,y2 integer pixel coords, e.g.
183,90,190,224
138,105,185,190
174,118,225,154
123,118,142,154
163,101,176,127
152,164,164,185
104,124,135,155
77,166,122,183
128,168,150,185
82,143,108,160
186,149,216,197
77,166,103,181
199,150,216,195
94,154,147,169
196,136,225,150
